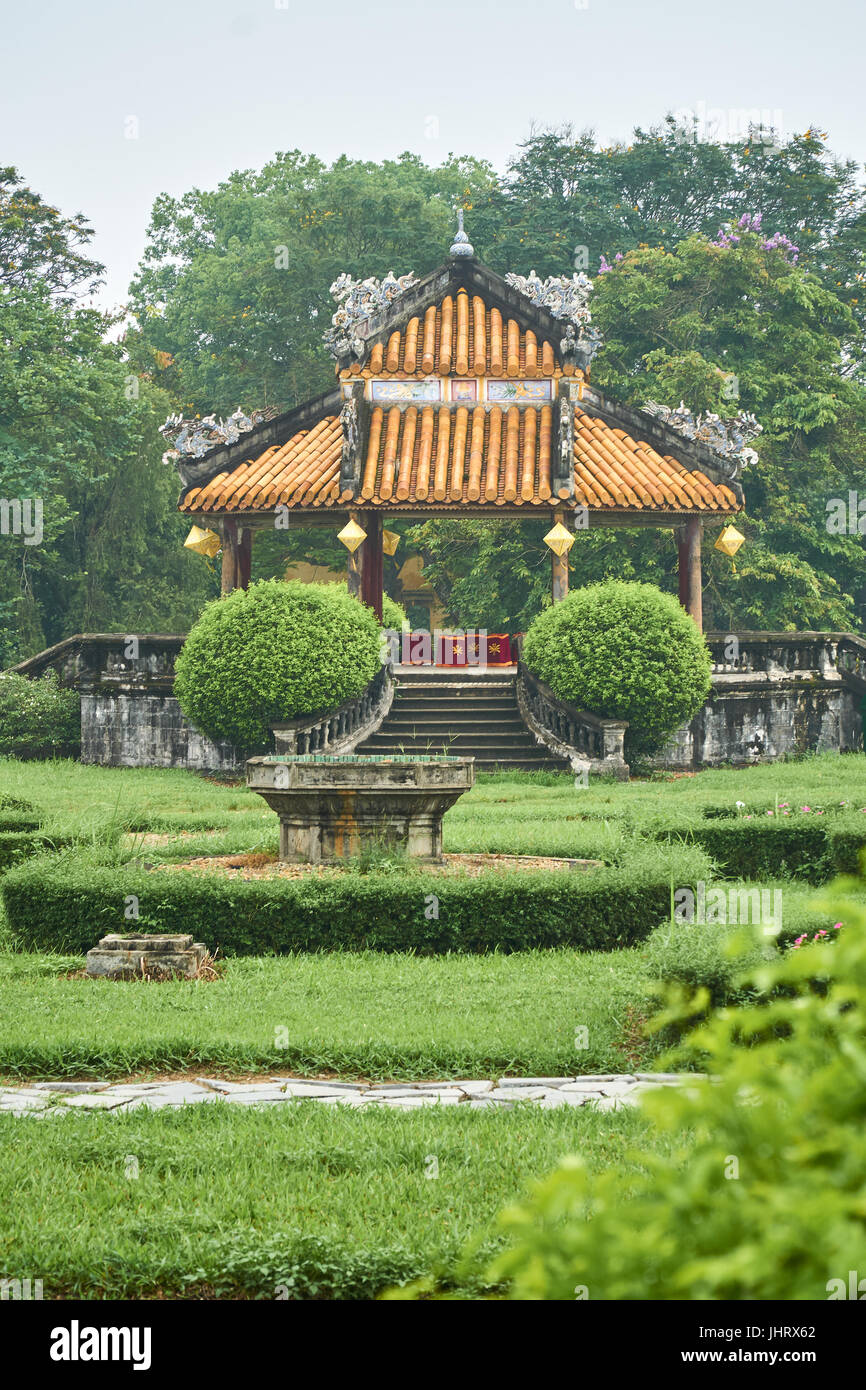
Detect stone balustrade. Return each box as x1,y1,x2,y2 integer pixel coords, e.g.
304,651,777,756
516,665,629,778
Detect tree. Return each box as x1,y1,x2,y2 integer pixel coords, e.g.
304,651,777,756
590,226,866,630
0,167,214,666
128,151,498,417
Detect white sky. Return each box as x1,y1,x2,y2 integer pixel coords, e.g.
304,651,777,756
4,0,864,311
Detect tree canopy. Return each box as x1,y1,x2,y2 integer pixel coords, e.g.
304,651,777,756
2,117,865,659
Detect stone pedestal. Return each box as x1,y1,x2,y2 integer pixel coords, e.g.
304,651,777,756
246,755,475,863
85,934,207,979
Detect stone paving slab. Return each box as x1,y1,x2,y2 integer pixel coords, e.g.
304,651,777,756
0,1074,699,1115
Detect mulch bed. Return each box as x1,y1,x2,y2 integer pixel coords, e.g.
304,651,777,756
153,851,601,880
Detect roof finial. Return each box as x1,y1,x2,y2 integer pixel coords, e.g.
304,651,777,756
449,207,474,259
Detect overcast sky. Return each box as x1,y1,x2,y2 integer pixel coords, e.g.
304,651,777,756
5,0,864,310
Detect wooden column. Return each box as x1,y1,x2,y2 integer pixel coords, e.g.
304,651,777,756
360,512,384,621
346,511,362,599
551,509,569,604
221,519,239,595
677,517,703,630
237,527,252,590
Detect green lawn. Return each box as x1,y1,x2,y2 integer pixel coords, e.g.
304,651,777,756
0,752,859,1300
0,1101,678,1299
0,947,657,1079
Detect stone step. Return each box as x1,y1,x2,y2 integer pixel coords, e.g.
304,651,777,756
392,697,520,712
383,716,528,731
363,734,545,751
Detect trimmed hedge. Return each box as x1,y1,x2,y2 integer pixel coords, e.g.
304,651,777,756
653,815,866,881
0,830,77,873
0,809,42,833
0,852,704,956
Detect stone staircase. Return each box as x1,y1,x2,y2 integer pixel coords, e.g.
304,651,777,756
355,667,571,773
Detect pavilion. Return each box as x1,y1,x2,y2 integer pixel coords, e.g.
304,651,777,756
173,222,745,630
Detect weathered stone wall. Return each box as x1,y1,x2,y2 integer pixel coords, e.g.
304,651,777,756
655,682,862,769
80,693,239,772
11,629,866,774
654,631,865,769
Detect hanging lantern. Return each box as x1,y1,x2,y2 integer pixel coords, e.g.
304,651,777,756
714,524,746,558
382,528,401,556
337,518,367,553
543,522,575,558
184,525,221,559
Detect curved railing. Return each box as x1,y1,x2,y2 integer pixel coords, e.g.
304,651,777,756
270,662,395,757
516,664,629,779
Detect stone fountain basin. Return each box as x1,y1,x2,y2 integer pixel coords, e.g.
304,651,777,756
246,754,475,863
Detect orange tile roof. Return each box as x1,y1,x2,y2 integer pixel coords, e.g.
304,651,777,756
181,405,738,515
180,416,342,512
338,289,579,380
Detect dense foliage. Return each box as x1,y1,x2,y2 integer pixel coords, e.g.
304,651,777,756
478,870,866,1300
3,119,865,662
173,579,382,747
0,169,214,666
0,671,80,759
522,581,712,758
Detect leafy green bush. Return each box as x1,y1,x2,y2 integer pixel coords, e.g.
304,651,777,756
330,581,406,633
468,870,866,1300
0,845,708,956
522,581,712,759
174,579,382,747
0,671,80,760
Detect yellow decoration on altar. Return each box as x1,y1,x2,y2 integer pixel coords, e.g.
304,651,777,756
183,525,221,558
337,519,367,553
714,525,746,558
543,522,575,557
382,529,401,556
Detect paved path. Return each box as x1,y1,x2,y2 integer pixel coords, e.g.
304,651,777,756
0,1073,702,1116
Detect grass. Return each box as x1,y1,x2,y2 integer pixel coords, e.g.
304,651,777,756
0,1101,680,1299
0,753,857,1301
0,947,659,1079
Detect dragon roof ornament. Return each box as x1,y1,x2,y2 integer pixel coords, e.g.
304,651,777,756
504,269,603,362
323,270,418,360
160,407,278,467
641,400,762,479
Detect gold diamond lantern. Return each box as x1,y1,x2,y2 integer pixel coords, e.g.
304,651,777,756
714,525,746,558
543,522,575,558
337,518,367,554
183,525,221,559
382,529,401,556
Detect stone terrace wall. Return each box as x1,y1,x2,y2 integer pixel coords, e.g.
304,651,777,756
654,632,865,768
10,629,865,773
11,634,240,773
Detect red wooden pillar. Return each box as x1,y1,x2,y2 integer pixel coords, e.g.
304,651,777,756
221,519,239,594
220,521,252,593
237,527,252,589
360,512,383,621
677,517,703,630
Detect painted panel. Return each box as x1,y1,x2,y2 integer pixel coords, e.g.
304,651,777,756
448,379,479,402
486,379,554,402
370,379,442,402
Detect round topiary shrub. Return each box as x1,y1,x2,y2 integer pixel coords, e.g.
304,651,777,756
521,580,712,759
174,579,383,749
